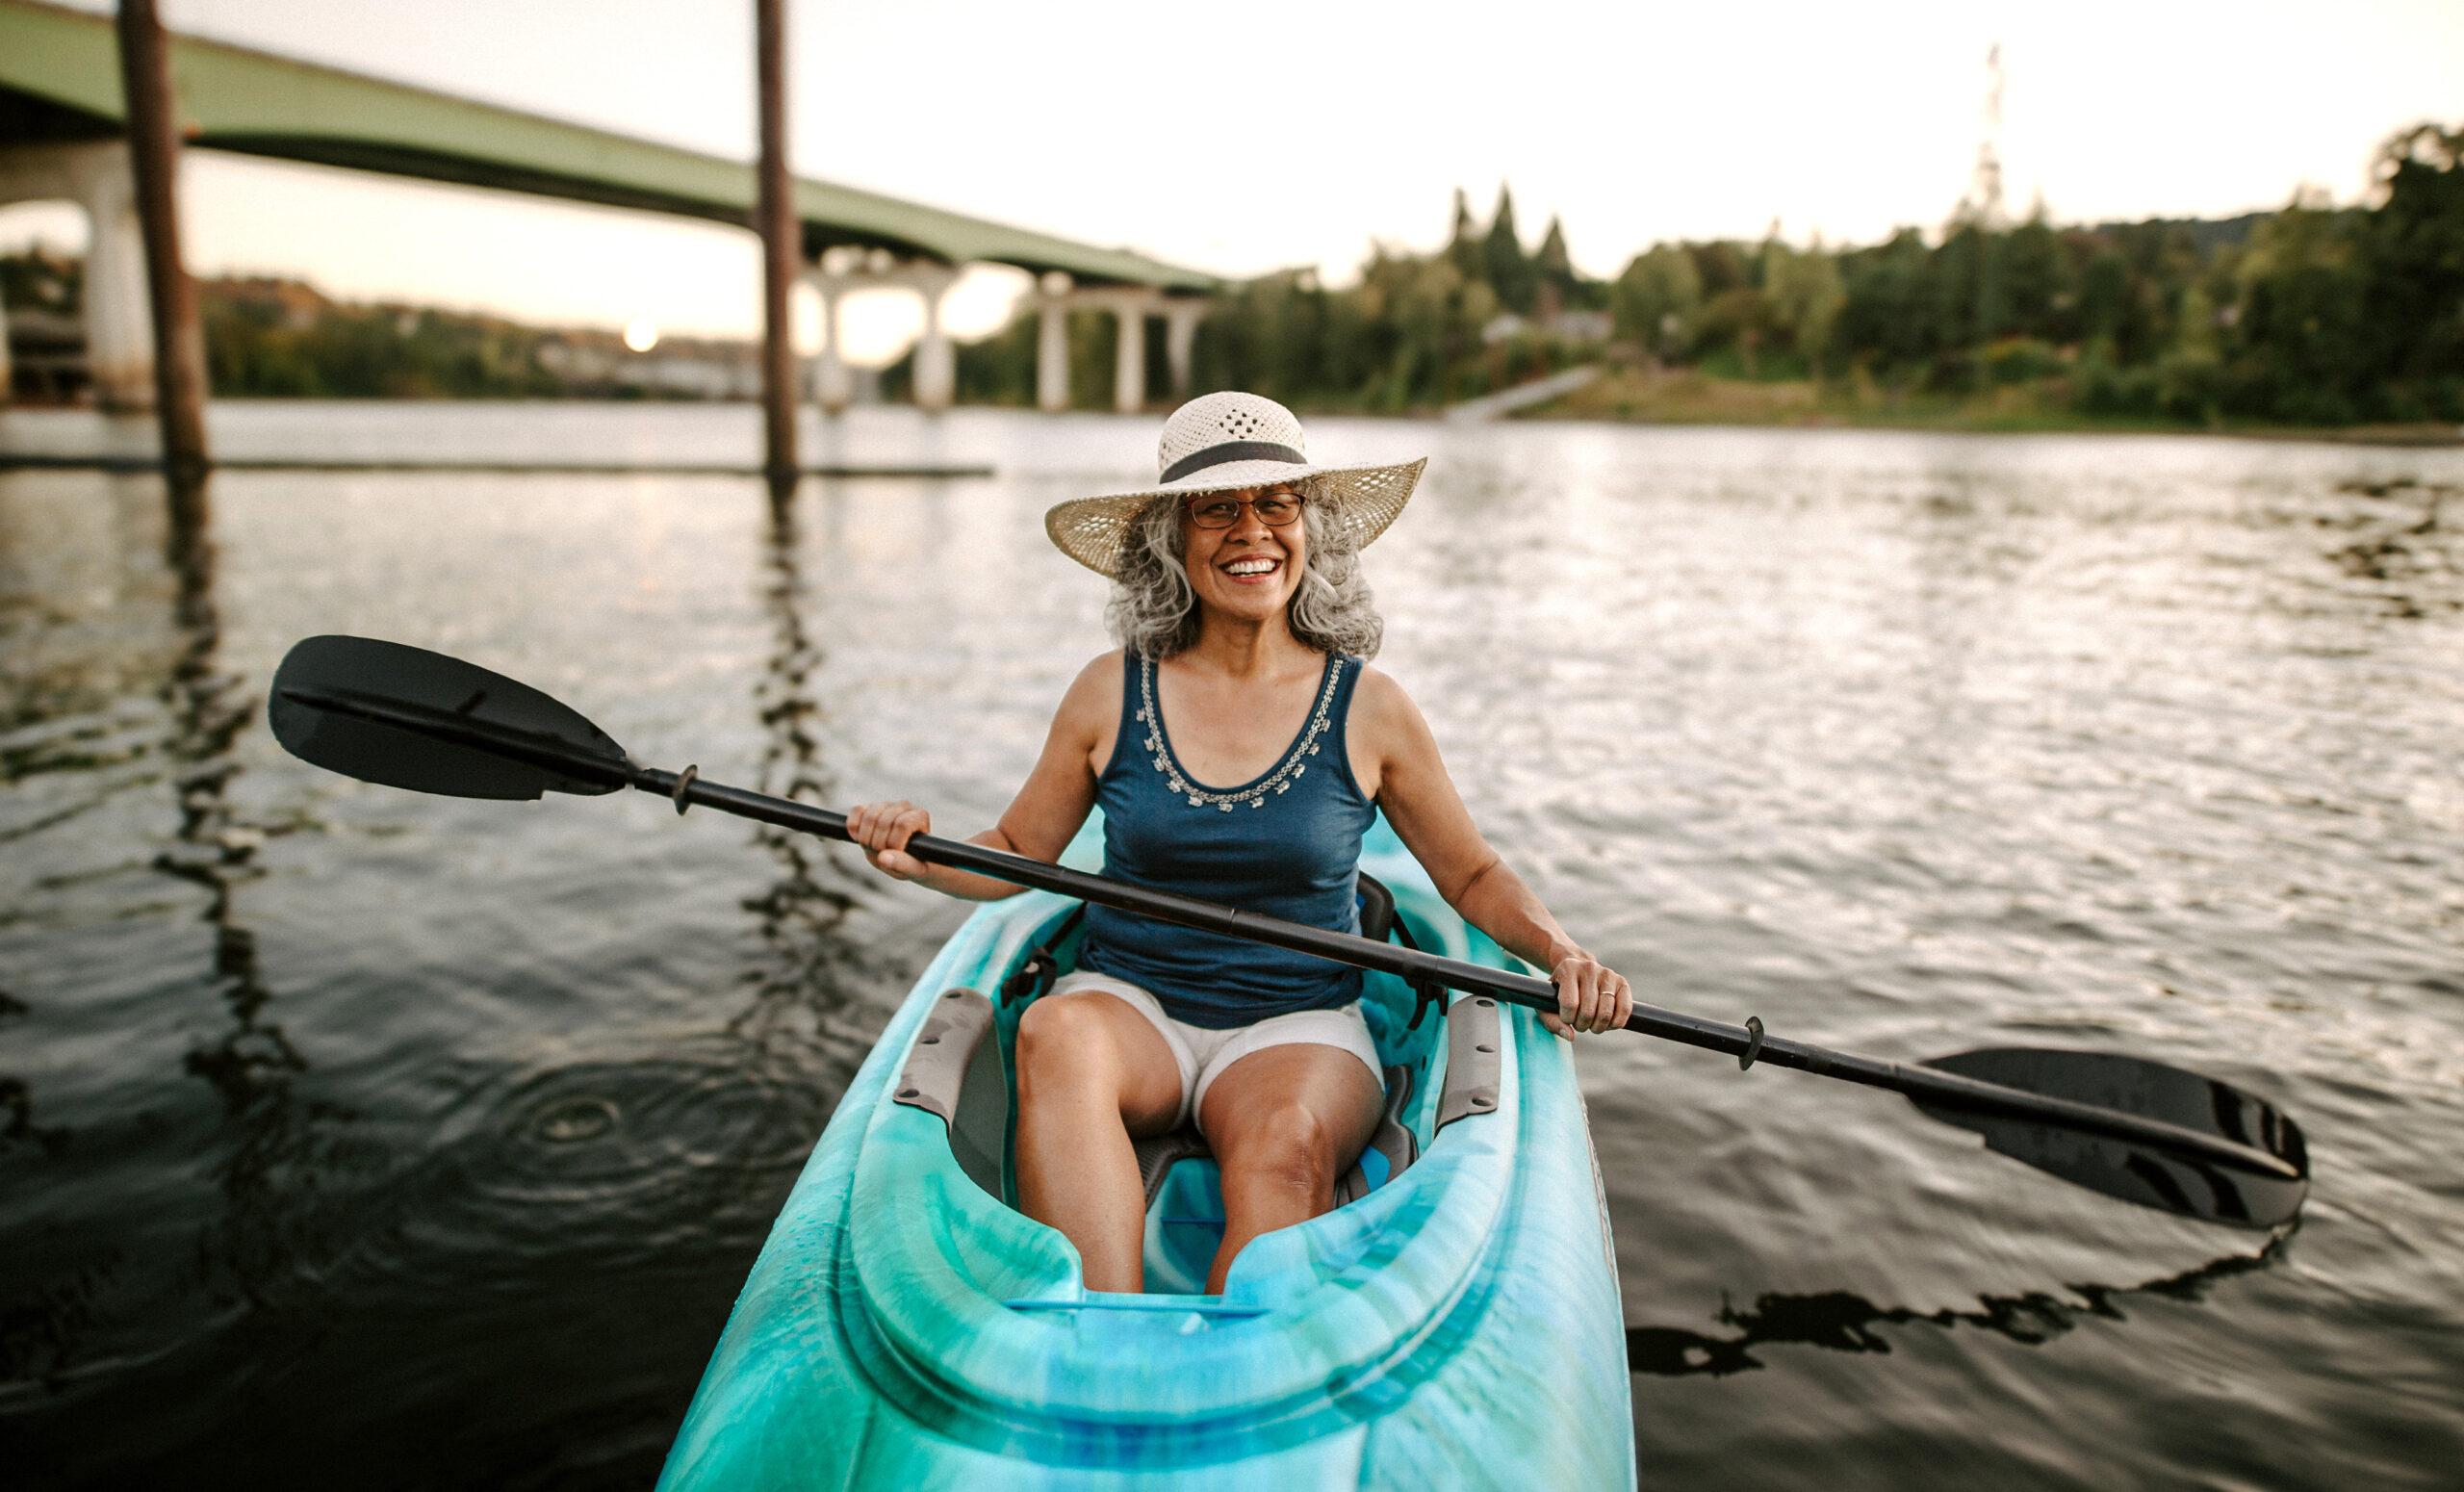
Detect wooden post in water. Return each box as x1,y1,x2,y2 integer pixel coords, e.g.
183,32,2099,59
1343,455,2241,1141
114,0,211,476
754,0,798,486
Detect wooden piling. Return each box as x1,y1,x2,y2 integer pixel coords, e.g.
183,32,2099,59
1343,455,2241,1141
113,0,211,476
754,0,798,485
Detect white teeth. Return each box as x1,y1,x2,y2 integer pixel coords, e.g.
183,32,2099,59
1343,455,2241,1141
1225,559,1278,576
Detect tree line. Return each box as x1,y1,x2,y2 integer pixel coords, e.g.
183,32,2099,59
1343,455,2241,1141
962,120,2464,427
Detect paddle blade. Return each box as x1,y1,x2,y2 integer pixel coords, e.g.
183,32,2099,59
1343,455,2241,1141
269,635,630,800
1912,1048,2309,1230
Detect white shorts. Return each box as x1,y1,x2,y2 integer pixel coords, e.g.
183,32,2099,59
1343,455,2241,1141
1047,970,1383,1133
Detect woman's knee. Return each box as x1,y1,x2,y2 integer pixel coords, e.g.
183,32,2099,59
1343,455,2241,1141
1217,1103,1340,1195
1014,993,1120,1092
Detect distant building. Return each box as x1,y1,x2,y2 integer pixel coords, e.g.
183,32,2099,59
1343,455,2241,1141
538,335,762,399
215,275,331,330
1481,308,1612,347
5,306,87,402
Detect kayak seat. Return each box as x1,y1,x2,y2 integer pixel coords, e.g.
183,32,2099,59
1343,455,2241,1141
1130,1061,1418,1212
1133,1126,1211,1207
891,987,1009,1199
1356,871,1399,945
1338,1062,1419,1205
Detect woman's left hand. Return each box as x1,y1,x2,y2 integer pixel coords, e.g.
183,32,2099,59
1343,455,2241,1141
1542,951,1633,1039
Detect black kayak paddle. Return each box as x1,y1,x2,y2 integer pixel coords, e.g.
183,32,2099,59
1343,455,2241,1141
266,635,2310,1230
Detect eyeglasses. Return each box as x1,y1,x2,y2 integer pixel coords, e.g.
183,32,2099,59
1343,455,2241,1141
1185,492,1306,529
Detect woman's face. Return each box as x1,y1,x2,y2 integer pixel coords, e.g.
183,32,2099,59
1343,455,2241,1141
1182,485,1307,626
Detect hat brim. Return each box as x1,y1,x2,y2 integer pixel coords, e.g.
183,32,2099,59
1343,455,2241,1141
1044,455,1427,579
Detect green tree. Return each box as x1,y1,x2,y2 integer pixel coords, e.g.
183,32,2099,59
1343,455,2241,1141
2360,122,2464,402
2227,194,2374,422
2001,206,2063,340
1609,244,1702,358
1687,240,1749,297
1930,223,1989,357
1694,287,1777,374
1482,185,1536,314
1445,188,1483,283
1833,228,1936,374
1533,214,1577,320
2076,248,2131,354
1762,235,1845,369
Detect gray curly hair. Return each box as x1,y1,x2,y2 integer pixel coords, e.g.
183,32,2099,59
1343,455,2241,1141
1104,489,1384,661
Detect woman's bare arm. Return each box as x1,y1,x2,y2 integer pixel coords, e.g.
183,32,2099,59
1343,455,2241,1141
847,654,1115,901
1355,667,1633,1036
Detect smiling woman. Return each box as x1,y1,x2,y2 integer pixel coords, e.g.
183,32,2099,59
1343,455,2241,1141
845,390,1638,1297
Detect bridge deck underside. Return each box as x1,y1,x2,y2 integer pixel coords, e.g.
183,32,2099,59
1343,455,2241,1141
0,0,1209,291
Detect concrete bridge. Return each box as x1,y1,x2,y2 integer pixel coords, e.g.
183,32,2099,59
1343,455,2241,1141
0,0,1213,413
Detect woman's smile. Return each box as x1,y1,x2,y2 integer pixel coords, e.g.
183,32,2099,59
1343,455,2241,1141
1219,552,1284,585
1201,540,1294,605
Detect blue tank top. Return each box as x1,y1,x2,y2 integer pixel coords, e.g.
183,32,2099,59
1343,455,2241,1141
1077,649,1375,1028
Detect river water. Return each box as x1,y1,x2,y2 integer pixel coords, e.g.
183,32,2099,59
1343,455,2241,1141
1,402,2457,1489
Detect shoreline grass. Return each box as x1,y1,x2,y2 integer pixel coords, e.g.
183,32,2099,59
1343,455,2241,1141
1516,367,2464,447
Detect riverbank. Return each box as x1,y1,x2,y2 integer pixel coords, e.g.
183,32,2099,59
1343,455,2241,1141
1520,365,2464,447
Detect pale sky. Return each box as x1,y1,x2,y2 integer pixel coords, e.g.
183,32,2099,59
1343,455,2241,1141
4,0,2458,362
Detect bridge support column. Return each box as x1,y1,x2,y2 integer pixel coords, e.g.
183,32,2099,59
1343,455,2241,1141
1036,274,1072,413
83,178,154,412
1113,304,1143,414
1110,291,1164,414
908,263,961,412
808,273,853,414
1164,298,1204,399
0,142,157,410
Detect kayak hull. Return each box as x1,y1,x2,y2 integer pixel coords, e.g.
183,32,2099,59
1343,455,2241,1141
659,813,1633,1488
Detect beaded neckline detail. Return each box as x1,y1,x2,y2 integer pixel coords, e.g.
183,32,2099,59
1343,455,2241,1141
1136,655,1341,811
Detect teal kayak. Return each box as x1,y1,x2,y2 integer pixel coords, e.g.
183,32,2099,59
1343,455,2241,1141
657,810,1635,1487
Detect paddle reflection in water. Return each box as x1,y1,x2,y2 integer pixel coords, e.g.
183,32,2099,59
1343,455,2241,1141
1628,1230,2293,1377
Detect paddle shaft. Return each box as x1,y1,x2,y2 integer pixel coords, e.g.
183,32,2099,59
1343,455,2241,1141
270,684,2294,1186
631,766,2295,1185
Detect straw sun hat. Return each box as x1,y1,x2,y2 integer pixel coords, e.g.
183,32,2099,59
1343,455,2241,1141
1043,391,1428,580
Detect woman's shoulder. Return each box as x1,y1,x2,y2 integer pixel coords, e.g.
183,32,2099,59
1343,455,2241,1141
1346,657,1406,701
1345,660,1425,735
1058,648,1129,715
1074,647,1129,682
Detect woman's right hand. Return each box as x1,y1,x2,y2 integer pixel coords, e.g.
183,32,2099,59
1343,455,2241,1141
847,799,933,882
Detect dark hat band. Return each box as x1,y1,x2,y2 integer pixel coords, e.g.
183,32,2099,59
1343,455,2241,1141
1159,440,1307,484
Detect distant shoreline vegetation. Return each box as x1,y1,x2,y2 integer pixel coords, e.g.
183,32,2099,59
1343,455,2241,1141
968,119,2464,436
3,120,2455,436
0,256,761,403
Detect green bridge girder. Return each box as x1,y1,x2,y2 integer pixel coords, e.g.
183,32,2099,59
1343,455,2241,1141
0,0,1214,292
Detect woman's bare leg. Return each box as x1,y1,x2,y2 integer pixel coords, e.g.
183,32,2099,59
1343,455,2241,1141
1196,1046,1384,1295
1012,990,1187,1293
